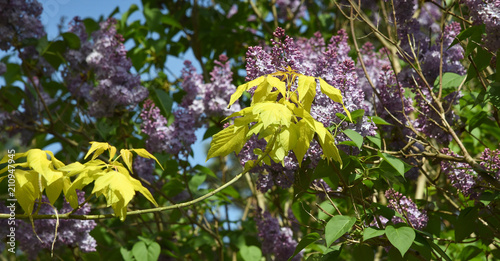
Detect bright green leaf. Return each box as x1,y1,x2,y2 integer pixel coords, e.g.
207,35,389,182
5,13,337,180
207,124,248,160
363,227,385,241
240,245,262,261
379,152,405,177
343,129,363,149
325,215,356,246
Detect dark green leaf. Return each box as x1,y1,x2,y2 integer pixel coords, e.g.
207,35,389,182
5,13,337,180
455,207,478,242
352,244,375,261
193,164,216,178
458,245,482,261
429,241,452,261
320,245,343,261
468,111,488,131
153,88,173,116
325,215,356,246
162,15,182,29
385,225,415,257
363,227,385,241
289,233,321,260
342,129,363,149
61,32,81,50
488,82,500,110
203,125,222,140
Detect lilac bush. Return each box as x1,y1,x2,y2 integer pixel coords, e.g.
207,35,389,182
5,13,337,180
16,192,96,259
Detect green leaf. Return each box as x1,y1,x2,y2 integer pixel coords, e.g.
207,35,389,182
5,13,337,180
385,225,415,257
207,124,248,160
61,32,81,50
458,245,482,261
188,172,206,192
120,247,134,261
342,129,363,149
370,116,392,125
132,241,148,261
363,227,385,241
467,111,488,131
366,133,381,149
203,125,222,140
488,82,500,110
352,244,375,261
379,152,405,177
325,215,356,246
433,72,466,97
239,245,262,261
429,240,452,261
289,233,321,260
455,207,478,242
153,89,173,117
161,14,182,29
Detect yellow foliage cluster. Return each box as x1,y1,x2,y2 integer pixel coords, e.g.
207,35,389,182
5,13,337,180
0,142,162,221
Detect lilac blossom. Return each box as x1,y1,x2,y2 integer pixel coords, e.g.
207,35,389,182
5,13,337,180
255,211,302,261
180,55,241,121
384,189,428,230
85,18,148,117
133,156,159,191
0,0,45,51
140,99,196,156
462,0,500,52
0,62,6,75
140,55,241,156
275,0,307,21
16,191,97,259
440,148,478,197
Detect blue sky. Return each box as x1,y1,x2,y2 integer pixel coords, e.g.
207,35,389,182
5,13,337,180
35,0,210,165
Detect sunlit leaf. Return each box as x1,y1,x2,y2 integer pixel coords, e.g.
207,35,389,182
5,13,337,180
207,124,248,160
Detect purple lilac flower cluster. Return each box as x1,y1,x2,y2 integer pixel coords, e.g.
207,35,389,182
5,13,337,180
0,62,6,75
440,148,478,197
479,147,500,181
391,0,465,142
16,191,96,259
133,156,159,191
61,18,148,117
441,147,500,198
0,0,45,51
275,0,307,21
85,18,148,117
241,28,376,191
462,0,500,52
140,55,240,156
255,211,302,261
140,99,195,156
181,55,241,120
384,189,428,230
